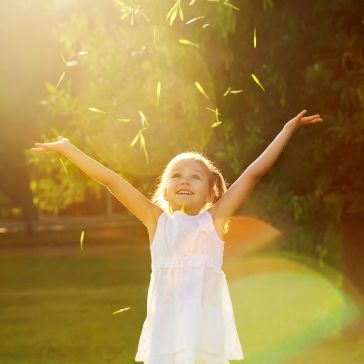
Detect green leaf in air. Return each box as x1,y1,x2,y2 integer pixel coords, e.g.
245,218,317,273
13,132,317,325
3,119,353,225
178,3,183,21
223,0,240,11
88,107,107,114
138,110,149,127
130,132,140,147
59,158,69,177
186,15,205,25
179,39,199,48
194,81,209,99
60,54,67,65
139,133,149,164
156,81,161,107
80,230,85,251
56,71,65,89
166,1,180,26
251,73,266,91
223,87,231,96
211,121,222,128
206,107,221,116
112,306,131,315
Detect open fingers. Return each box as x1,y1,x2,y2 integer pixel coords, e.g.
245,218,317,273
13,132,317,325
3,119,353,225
31,147,49,152
307,117,323,124
303,116,323,124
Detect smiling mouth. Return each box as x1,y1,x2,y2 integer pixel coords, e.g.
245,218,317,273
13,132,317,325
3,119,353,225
177,191,193,195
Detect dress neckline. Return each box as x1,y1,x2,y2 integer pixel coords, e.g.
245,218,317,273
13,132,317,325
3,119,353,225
170,210,208,218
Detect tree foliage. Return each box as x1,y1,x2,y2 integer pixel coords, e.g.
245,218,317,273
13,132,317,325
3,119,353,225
2,1,363,269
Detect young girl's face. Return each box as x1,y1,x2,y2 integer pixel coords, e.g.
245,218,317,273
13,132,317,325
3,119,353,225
164,159,214,215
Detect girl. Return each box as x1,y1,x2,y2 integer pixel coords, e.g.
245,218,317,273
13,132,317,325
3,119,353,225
31,110,323,363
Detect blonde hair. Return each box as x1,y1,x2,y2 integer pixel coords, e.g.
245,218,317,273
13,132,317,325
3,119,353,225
150,151,231,234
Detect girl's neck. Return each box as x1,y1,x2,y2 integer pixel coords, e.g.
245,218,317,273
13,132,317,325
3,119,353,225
168,204,203,216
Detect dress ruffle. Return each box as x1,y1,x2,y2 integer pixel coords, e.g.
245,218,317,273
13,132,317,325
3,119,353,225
144,348,231,364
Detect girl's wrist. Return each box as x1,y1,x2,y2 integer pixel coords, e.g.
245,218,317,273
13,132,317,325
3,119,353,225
59,140,74,155
283,120,299,134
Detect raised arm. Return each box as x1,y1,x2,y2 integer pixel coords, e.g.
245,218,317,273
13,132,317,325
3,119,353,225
210,110,323,221
31,136,161,227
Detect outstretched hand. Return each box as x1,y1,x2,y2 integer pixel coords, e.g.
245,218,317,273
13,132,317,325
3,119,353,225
31,136,71,153
285,110,323,131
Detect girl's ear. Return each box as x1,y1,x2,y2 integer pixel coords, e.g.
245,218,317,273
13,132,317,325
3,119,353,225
206,189,215,203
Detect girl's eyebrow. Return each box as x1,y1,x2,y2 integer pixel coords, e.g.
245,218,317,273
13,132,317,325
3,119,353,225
171,168,204,176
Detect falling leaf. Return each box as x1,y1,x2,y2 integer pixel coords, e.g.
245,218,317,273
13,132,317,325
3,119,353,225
194,81,209,99
88,107,107,114
166,2,175,19
130,133,140,147
223,0,240,10
60,54,67,65
179,39,199,48
80,230,85,251
120,9,131,20
202,23,210,28
112,306,131,315
178,3,184,20
223,87,231,96
66,60,78,67
189,0,197,5
116,0,150,24
206,107,221,126
59,158,69,177
116,118,130,122
230,89,243,94
139,133,149,164
166,1,179,26
251,73,266,91
156,81,161,107
138,110,149,127
78,50,88,55
56,71,65,89
186,15,205,24
206,107,221,116
253,27,257,48
211,121,222,127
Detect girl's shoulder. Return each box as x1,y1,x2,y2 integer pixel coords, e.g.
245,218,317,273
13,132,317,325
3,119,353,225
146,205,166,246
206,205,229,241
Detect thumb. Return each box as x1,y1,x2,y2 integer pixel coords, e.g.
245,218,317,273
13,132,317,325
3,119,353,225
298,110,308,118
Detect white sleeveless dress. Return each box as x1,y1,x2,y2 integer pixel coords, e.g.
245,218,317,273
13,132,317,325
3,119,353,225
135,210,244,364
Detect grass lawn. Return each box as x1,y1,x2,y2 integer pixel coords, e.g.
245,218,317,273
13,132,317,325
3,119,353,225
1,232,364,364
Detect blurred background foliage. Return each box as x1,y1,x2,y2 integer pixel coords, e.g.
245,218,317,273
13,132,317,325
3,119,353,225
0,0,363,271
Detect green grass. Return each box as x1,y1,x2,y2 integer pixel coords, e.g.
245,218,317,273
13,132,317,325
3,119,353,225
1,236,364,364
0,239,151,364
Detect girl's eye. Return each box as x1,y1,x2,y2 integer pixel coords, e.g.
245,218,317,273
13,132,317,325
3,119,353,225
171,173,180,178
192,174,201,179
